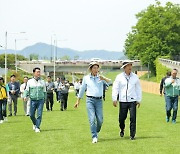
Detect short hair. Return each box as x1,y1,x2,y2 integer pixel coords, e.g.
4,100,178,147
61,76,65,81
47,76,51,78
10,74,16,78
166,71,171,76
0,77,4,83
173,68,178,72
24,76,28,79
33,67,41,73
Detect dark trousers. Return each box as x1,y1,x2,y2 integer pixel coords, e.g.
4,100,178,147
46,93,54,111
8,95,18,115
60,93,68,110
0,100,3,120
55,90,59,101
119,102,136,137
2,99,7,117
75,89,79,96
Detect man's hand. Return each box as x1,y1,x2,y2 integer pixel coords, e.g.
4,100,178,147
99,75,105,81
172,79,175,83
99,75,111,83
113,101,117,107
11,90,15,94
74,99,80,108
136,102,140,108
24,97,28,102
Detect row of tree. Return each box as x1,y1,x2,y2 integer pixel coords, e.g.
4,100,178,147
0,54,27,69
0,53,80,70
124,1,180,74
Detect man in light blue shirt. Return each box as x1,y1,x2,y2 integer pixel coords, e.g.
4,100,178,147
74,62,111,143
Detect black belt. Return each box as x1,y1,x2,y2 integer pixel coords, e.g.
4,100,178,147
120,101,136,103
87,96,102,99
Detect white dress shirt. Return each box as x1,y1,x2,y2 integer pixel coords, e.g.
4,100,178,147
112,72,142,103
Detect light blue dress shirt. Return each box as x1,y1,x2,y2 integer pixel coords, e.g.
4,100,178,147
78,74,107,98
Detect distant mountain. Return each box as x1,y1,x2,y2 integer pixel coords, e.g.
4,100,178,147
0,42,126,60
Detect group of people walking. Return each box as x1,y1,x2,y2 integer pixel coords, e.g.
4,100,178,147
0,60,179,144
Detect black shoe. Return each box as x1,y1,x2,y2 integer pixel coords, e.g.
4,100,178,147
14,113,16,116
8,114,12,117
130,136,135,140
120,130,124,137
60,108,63,111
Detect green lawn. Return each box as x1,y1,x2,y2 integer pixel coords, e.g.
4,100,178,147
0,88,180,154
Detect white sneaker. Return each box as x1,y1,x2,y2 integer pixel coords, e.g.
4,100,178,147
33,125,36,130
35,128,40,133
0,120,4,124
4,117,8,122
92,137,98,143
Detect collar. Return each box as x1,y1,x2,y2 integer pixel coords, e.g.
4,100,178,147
123,72,132,78
89,74,99,78
170,76,178,80
33,77,40,82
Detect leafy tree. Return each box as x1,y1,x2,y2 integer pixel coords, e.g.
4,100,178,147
74,55,79,60
124,1,180,74
60,55,71,60
0,54,27,69
29,54,39,60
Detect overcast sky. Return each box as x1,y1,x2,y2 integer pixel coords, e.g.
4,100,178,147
0,0,179,51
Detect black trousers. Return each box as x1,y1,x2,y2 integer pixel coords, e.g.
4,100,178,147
75,89,79,96
46,93,54,110
0,100,3,120
55,90,59,101
119,102,136,137
60,93,68,110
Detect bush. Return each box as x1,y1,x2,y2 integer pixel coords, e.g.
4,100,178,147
155,58,171,82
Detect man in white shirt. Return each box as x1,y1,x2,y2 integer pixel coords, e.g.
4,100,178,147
112,61,142,140
20,76,30,116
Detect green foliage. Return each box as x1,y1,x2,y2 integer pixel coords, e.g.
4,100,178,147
60,55,71,60
139,73,158,82
73,55,79,60
6,69,33,84
29,53,39,60
0,54,27,69
1,89,180,153
124,1,180,74
155,58,171,82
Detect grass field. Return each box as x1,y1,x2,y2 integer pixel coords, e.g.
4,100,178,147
0,89,180,154
0,71,180,154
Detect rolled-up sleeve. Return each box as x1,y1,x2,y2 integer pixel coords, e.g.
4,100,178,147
78,77,87,99
112,76,120,101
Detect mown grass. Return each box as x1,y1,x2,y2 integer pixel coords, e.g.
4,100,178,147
0,86,180,154
1,71,180,154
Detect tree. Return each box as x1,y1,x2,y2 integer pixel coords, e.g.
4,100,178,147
60,55,71,60
74,55,79,60
29,54,39,60
124,1,180,74
0,54,27,69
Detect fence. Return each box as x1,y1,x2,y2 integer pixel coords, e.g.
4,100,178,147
140,80,160,95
